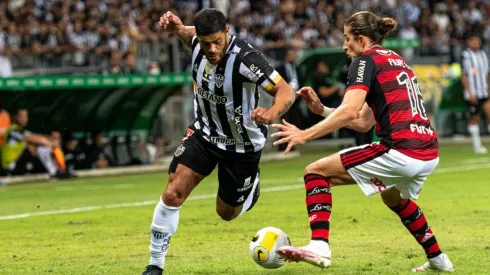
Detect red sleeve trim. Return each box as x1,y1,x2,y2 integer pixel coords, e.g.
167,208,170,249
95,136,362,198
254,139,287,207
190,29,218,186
345,84,369,93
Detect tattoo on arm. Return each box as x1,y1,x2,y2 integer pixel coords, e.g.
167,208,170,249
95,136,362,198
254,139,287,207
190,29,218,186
277,93,295,117
177,26,196,50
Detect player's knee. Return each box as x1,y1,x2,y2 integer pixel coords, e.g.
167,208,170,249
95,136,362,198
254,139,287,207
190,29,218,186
162,184,186,207
304,162,322,176
216,207,237,221
380,188,402,207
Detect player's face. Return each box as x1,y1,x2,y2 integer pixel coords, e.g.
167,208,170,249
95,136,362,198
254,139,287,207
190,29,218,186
467,37,481,51
16,109,28,127
343,25,364,59
198,27,229,64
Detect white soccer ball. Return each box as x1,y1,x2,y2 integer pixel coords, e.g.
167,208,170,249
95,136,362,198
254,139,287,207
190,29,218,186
249,227,291,269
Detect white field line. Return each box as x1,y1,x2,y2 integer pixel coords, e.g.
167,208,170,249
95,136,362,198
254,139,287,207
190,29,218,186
1,162,489,221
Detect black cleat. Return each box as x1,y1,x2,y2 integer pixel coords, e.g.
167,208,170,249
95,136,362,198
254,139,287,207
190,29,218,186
142,265,163,275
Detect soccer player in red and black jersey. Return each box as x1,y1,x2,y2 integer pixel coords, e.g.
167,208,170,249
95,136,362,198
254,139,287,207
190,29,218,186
271,11,454,272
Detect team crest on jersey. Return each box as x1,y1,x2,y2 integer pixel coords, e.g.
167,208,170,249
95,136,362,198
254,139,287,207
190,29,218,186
215,74,224,88
174,145,186,157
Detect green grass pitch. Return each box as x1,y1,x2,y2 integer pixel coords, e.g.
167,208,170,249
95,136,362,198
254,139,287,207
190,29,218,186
0,145,489,274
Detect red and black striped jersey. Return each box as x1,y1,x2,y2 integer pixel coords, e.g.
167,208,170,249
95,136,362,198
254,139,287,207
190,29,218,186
345,47,438,160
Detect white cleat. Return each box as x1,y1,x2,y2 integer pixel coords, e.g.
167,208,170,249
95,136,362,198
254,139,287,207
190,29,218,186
475,147,488,154
411,253,455,272
277,245,331,269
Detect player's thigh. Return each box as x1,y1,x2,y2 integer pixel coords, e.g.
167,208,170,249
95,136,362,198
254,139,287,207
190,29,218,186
216,150,261,210
394,157,439,201
482,98,490,117
164,128,218,206
304,152,356,186
466,100,481,123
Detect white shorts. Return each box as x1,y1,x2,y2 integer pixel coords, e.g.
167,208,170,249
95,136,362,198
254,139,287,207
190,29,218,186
340,142,439,200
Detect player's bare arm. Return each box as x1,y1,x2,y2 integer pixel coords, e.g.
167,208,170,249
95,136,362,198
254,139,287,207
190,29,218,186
252,78,295,125
272,87,366,154
461,74,478,104
159,11,196,50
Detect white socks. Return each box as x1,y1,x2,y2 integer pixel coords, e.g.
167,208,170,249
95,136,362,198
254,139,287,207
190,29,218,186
149,199,180,269
37,146,57,175
468,124,483,151
238,173,259,216
309,239,331,255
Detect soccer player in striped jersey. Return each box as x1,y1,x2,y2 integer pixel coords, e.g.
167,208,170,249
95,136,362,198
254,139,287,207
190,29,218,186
272,12,454,273
142,9,295,275
461,33,490,154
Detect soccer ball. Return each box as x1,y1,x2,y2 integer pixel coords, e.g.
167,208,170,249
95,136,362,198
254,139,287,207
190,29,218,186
249,227,291,269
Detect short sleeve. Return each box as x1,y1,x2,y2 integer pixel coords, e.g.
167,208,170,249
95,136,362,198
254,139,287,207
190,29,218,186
345,55,377,93
238,51,283,92
460,51,471,75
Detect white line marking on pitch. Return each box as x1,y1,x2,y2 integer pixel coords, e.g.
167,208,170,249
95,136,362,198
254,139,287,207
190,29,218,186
1,162,488,221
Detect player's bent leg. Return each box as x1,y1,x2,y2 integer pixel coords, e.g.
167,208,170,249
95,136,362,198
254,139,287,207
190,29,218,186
278,153,356,269
145,161,205,275
382,187,454,272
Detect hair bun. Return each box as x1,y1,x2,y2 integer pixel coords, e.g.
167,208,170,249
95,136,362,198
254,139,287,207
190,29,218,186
377,17,397,37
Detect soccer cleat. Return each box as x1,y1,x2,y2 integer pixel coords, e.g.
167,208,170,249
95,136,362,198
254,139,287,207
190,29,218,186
475,147,488,154
411,253,454,272
142,265,163,275
277,245,331,269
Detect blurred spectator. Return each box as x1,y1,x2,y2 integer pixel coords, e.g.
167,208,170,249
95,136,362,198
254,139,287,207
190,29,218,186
88,131,114,169
121,52,140,74
1,0,490,74
307,61,344,126
1,108,72,178
62,132,91,173
102,50,123,75
0,99,11,148
275,47,305,151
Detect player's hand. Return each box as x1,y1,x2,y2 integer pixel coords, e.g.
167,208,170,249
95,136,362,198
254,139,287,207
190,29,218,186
468,93,478,104
271,119,307,155
159,11,183,34
252,106,278,125
297,87,324,115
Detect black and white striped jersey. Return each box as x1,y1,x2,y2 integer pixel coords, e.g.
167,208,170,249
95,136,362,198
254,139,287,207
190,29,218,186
190,35,282,153
461,48,489,100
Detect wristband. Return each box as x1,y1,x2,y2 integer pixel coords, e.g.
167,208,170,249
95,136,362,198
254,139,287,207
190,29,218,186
321,106,334,118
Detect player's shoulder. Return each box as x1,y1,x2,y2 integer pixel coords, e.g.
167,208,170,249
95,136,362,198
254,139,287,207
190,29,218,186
231,37,260,59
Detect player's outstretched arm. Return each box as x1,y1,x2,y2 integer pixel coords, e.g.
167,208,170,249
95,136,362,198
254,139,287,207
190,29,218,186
159,11,196,50
302,88,367,141
297,87,374,132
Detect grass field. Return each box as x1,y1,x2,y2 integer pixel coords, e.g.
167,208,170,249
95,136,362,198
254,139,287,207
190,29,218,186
0,145,489,274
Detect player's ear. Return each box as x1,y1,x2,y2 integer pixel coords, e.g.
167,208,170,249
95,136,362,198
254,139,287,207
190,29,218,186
225,26,229,35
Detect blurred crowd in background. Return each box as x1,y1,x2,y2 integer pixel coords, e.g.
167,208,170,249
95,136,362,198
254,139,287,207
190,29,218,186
1,0,490,76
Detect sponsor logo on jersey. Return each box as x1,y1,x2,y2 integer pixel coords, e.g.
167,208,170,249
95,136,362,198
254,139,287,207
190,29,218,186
410,124,434,136
174,145,186,157
236,195,245,203
196,87,228,104
234,106,245,134
250,64,264,79
388,58,411,69
215,74,224,88
237,176,253,192
356,60,366,83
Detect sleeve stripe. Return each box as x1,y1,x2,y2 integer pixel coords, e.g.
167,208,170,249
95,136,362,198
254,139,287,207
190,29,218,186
271,71,282,84
346,84,369,93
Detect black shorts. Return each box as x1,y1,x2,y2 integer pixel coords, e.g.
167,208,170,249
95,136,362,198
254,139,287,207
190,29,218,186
169,126,261,207
466,97,489,118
